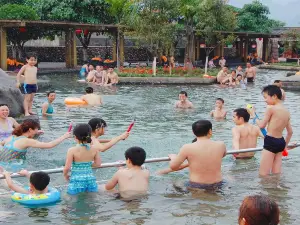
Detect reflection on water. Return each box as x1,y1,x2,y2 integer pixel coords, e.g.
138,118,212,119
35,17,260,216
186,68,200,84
0,69,300,224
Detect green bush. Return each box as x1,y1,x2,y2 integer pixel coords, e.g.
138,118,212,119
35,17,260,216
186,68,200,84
0,4,39,20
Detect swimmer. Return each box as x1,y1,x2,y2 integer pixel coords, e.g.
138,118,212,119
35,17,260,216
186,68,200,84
16,53,38,116
63,124,102,195
245,63,256,83
217,67,228,84
103,67,119,86
79,61,89,77
1,170,50,195
103,146,149,199
232,108,264,159
86,64,96,82
248,85,293,176
235,74,246,87
0,104,19,143
175,91,194,109
222,70,236,86
81,87,103,106
236,65,244,77
41,91,56,116
210,98,227,119
273,80,286,101
169,120,226,190
88,118,130,150
93,65,106,85
239,195,279,225
0,119,71,164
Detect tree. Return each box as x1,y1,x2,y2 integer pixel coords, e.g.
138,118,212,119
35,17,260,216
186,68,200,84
35,0,114,61
236,0,285,33
282,29,300,59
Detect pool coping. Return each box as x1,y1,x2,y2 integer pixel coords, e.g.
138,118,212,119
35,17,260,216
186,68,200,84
259,65,300,71
118,77,216,85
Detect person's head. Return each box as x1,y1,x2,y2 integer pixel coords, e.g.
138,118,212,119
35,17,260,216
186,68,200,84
246,63,251,68
221,56,224,60
192,120,212,138
238,195,280,225
233,108,250,125
178,91,188,102
262,85,282,105
0,104,9,119
237,65,243,71
273,80,282,88
88,118,107,137
12,119,40,137
88,64,94,71
96,65,103,72
85,87,93,94
29,171,50,193
47,91,56,102
231,70,236,76
215,98,224,109
73,124,92,144
124,147,146,167
223,67,228,72
108,67,114,73
237,74,243,81
25,54,37,66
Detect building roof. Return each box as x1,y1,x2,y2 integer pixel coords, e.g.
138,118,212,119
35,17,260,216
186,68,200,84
272,27,300,35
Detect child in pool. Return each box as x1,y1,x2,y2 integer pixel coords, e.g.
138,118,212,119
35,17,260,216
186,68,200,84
273,80,286,101
103,67,119,86
168,120,226,190
2,169,50,195
88,118,130,146
210,98,227,119
248,85,293,176
232,108,264,159
81,87,103,106
175,91,194,109
41,91,56,116
103,147,150,199
63,124,102,195
16,53,38,116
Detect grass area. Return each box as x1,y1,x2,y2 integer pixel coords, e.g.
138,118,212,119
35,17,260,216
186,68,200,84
271,62,300,67
119,67,219,77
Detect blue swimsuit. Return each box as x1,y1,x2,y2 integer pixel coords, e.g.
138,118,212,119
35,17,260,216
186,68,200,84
41,102,54,114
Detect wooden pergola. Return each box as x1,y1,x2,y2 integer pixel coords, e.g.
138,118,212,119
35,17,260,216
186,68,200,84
0,20,121,70
193,31,281,63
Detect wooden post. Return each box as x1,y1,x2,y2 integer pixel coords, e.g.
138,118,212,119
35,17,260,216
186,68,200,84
263,37,269,62
120,32,124,66
196,39,200,60
65,29,77,68
0,27,7,70
239,38,244,58
112,32,117,61
244,37,249,62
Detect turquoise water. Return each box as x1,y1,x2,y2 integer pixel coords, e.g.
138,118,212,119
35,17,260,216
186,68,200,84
1,69,300,224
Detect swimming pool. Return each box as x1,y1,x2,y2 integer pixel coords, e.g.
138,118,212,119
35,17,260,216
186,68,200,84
0,69,300,224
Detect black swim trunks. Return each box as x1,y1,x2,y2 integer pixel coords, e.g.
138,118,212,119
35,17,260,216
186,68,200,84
23,83,37,94
263,135,286,154
185,180,224,190
247,77,254,82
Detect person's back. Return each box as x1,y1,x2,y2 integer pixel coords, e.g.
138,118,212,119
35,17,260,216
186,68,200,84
267,104,290,138
81,87,102,105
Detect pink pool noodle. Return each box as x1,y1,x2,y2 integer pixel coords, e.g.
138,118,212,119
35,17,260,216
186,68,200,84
68,124,73,132
127,120,135,132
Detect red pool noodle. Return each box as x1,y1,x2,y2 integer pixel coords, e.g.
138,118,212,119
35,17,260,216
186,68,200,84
68,124,73,132
127,121,135,132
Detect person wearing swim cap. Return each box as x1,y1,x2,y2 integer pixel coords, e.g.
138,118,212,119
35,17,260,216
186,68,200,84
41,91,56,116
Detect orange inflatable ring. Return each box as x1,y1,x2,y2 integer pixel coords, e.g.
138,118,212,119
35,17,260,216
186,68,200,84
64,97,87,106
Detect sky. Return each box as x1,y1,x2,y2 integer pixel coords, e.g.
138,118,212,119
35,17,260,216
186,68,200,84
229,0,300,27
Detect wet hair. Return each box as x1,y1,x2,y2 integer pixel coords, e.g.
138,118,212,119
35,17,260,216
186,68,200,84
262,85,282,100
73,124,92,143
237,74,242,78
192,120,212,137
85,87,93,94
234,108,250,122
192,138,197,143
216,98,224,104
30,171,50,191
125,146,146,166
88,118,107,132
231,70,236,74
26,53,36,60
179,91,188,97
239,195,280,225
47,91,55,97
0,104,8,107
12,119,40,136
273,80,281,84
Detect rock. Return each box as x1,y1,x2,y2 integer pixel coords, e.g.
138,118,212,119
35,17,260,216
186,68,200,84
286,72,296,77
281,75,300,91
0,69,24,117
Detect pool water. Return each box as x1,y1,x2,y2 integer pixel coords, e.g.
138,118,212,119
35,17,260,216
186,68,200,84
1,69,300,225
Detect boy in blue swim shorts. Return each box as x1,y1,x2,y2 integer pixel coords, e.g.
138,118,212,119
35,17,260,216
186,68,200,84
16,54,38,116
248,85,293,176
168,120,227,190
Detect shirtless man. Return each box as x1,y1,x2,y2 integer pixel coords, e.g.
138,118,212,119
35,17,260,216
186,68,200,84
104,147,149,198
245,63,256,83
104,67,119,86
232,108,264,159
273,80,286,101
81,87,103,106
217,67,228,84
93,65,106,85
248,85,293,176
210,98,227,119
169,120,226,189
175,91,194,109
